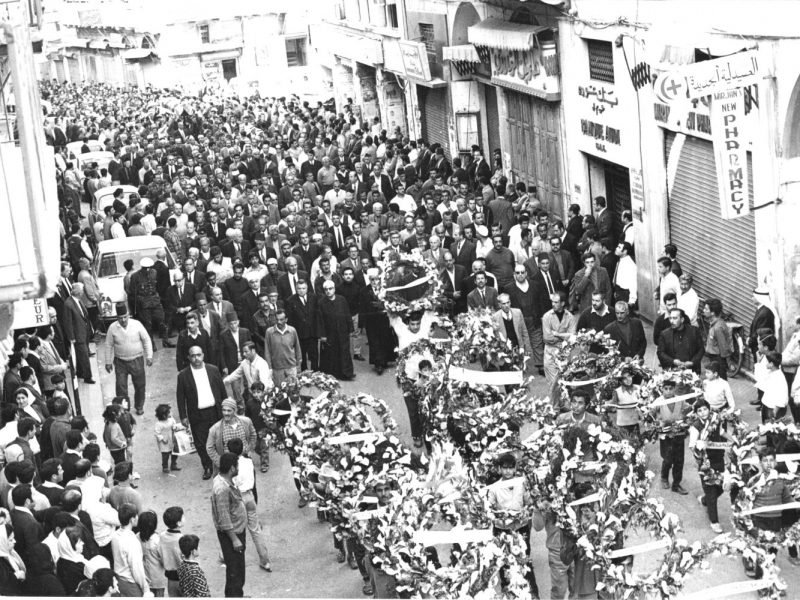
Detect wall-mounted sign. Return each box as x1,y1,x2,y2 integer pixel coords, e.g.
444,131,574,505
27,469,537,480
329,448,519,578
711,88,749,220
577,79,626,163
654,50,760,104
399,40,431,81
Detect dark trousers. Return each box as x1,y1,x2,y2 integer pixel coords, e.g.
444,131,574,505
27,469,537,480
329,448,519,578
161,452,178,469
114,356,146,411
761,404,787,424
659,436,685,485
110,448,127,464
744,516,782,578
403,392,423,439
189,407,218,471
138,305,167,343
299,337,318,371
217,530,246,597
700,482,723,523
784,371,800,423
74,341,92,379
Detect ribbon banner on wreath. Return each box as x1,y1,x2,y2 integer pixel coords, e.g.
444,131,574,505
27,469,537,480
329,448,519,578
378,249,444,318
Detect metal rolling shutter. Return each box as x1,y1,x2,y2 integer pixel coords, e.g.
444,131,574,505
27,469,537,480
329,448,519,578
664,132,757,328
419,86,450,158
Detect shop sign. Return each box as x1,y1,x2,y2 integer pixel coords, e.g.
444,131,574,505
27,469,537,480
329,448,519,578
711,88,749,219
491,48,539,83
12,298,48,329
399,41,431,81
654,50,760,104
629,167,645,222
577,81,625,162
202,61,221,82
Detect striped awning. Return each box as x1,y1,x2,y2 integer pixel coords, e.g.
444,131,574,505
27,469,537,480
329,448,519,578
443,45,480,63
122,48,156,60
468,19,548,51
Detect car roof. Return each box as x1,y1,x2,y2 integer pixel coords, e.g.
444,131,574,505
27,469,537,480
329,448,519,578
97,236,168,253
95,185,139,200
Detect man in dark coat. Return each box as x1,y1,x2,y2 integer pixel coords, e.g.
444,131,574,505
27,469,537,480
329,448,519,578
62,283,94,383
219,316,252,375
286,280,318,371
604,301,648,360
656,308,704,373
175,346,226,479
175,312,214,371
165,272,196,337
359,270,396,375
316,280,354,380
749,288,777,359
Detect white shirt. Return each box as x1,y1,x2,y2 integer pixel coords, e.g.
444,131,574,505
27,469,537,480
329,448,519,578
475,238,492,259
678,287,700,326
84,499,120,547
324,188,346,208
233,455,256,493
190,366,216,410
224,355,273,390
614,255,638,306
393,193,417,215
110,222,126,239
658,272,681,314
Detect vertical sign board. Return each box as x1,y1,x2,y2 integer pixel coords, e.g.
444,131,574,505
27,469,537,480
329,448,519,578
710,88,749,219
12,298,49,330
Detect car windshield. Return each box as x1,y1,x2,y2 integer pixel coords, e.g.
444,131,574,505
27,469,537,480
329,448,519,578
95,248,175,277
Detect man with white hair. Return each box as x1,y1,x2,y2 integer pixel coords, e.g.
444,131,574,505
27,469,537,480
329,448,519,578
62,282,95,383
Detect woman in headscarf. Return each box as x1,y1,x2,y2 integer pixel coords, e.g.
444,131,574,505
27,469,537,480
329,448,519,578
57,526,89,595
75,554,111,596
22,542,65,596
0,514,25,596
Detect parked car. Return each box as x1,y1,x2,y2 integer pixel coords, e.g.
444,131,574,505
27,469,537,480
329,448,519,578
95,185,139,213
93,236,179,320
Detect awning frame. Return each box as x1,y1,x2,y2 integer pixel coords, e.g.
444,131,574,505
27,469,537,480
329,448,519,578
443,44,480,64
468,18,551,52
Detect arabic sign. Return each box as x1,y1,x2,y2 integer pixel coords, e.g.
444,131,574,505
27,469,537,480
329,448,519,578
578,84,618,115
576,80,628,164
654,50,760,104
399,41,431,81
711,88,749,220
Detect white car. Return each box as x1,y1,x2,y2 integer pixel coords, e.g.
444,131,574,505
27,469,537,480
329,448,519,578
94,185,139,213
93,236,179,318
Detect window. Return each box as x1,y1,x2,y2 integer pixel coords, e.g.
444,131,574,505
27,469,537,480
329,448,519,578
387,1,398,28
587,39,614,83
456,113,479,152
199,24,210,44
335,0,346,20
285,37,307,67
419,23,435,56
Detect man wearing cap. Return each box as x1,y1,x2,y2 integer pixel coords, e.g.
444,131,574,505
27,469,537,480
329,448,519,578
260,258,284,292
130,257,174,349
221,311,252,375
176,345,226,480
104,303,153,416
207,399,257,475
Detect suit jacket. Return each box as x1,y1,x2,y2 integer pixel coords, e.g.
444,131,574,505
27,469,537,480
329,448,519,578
220,328,253,373
467,286,499,311
176,329,213,371
328,225,352,258
203,221,227,245
403,233,426,252
293,244,321,271
526,268,565,319
439,265,466,310
422,248,447,271
449,239,477,271
183,270,206,291
570,266,613,313
10,508,44,565
175,364,226,422
596,209,615,247
492,308,532,355
286,293,318,340
604,318,648,359
749,305,776,357
549,249,575,286
165,282,196,316
62,296,91,343
277,271,309,301
209,299,236,327
221,240,252,261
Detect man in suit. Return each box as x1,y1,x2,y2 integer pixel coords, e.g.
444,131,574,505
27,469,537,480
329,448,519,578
440,251,467,315
182,257,206,290
276,256,308,302
220,314,252,375
293,231,320,273
525,253,565,325
286,279,318,371
204,211,227,245
570,253,613,314
604,301,648,360
450,228,476,272
548,236,575,289
10,484,44,565
594,196,615,249
422,235,447,271
209,286,237,328
504,266,543,374
749,288,777,359
194,294,224,370
492,294,532,358
62,283,95,383
327,213,351,259
467,272,499,311
165,272,196,338
175,345,226,480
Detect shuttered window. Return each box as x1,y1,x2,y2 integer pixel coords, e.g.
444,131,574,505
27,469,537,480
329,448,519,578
418,86,449,158
587,39,614,84
664,132,757,335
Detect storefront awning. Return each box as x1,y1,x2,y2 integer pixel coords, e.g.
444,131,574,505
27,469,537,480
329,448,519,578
88,40,109,50
59,38,90,49
468,19,549,51
443,45,480,63
122,48,156,61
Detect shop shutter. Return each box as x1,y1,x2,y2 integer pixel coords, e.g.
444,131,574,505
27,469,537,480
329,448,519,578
604,162,631,244
67,57,81,82
418,86,450,158
664,132,757,331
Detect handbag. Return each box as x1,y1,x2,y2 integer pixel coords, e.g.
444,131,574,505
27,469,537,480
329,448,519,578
174,428,196,456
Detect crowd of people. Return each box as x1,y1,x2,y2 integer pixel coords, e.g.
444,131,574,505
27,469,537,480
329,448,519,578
0,77,796,598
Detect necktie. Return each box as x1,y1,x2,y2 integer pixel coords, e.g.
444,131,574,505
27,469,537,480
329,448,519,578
544,272,554,295
336,228,343,248
480,290,486,306
355,236,361,249
613,261,620,284
178,285,183,301
301,296,306,306
290,275,296,295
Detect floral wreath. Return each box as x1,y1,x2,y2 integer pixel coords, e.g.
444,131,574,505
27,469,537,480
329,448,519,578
726,421,800,548
555,330,620,402
348,443,533,599
688,405,747,488
447,310,527,370
635,369,705,444
395,338,450,390
259,371,341,453
572,498,715,599
378,249,444,318
710,535,788,599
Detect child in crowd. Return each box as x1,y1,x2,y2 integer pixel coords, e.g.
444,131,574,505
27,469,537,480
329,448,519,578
703,360,735,412
154,404,181,474
102,404,127,464
160,506,185,598
177,534,211,597
245,382,271,473
611,368,640,438
137,510,166,597
112,396,137,468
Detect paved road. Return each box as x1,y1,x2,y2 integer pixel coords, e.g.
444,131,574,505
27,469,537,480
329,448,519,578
75,324,799,598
